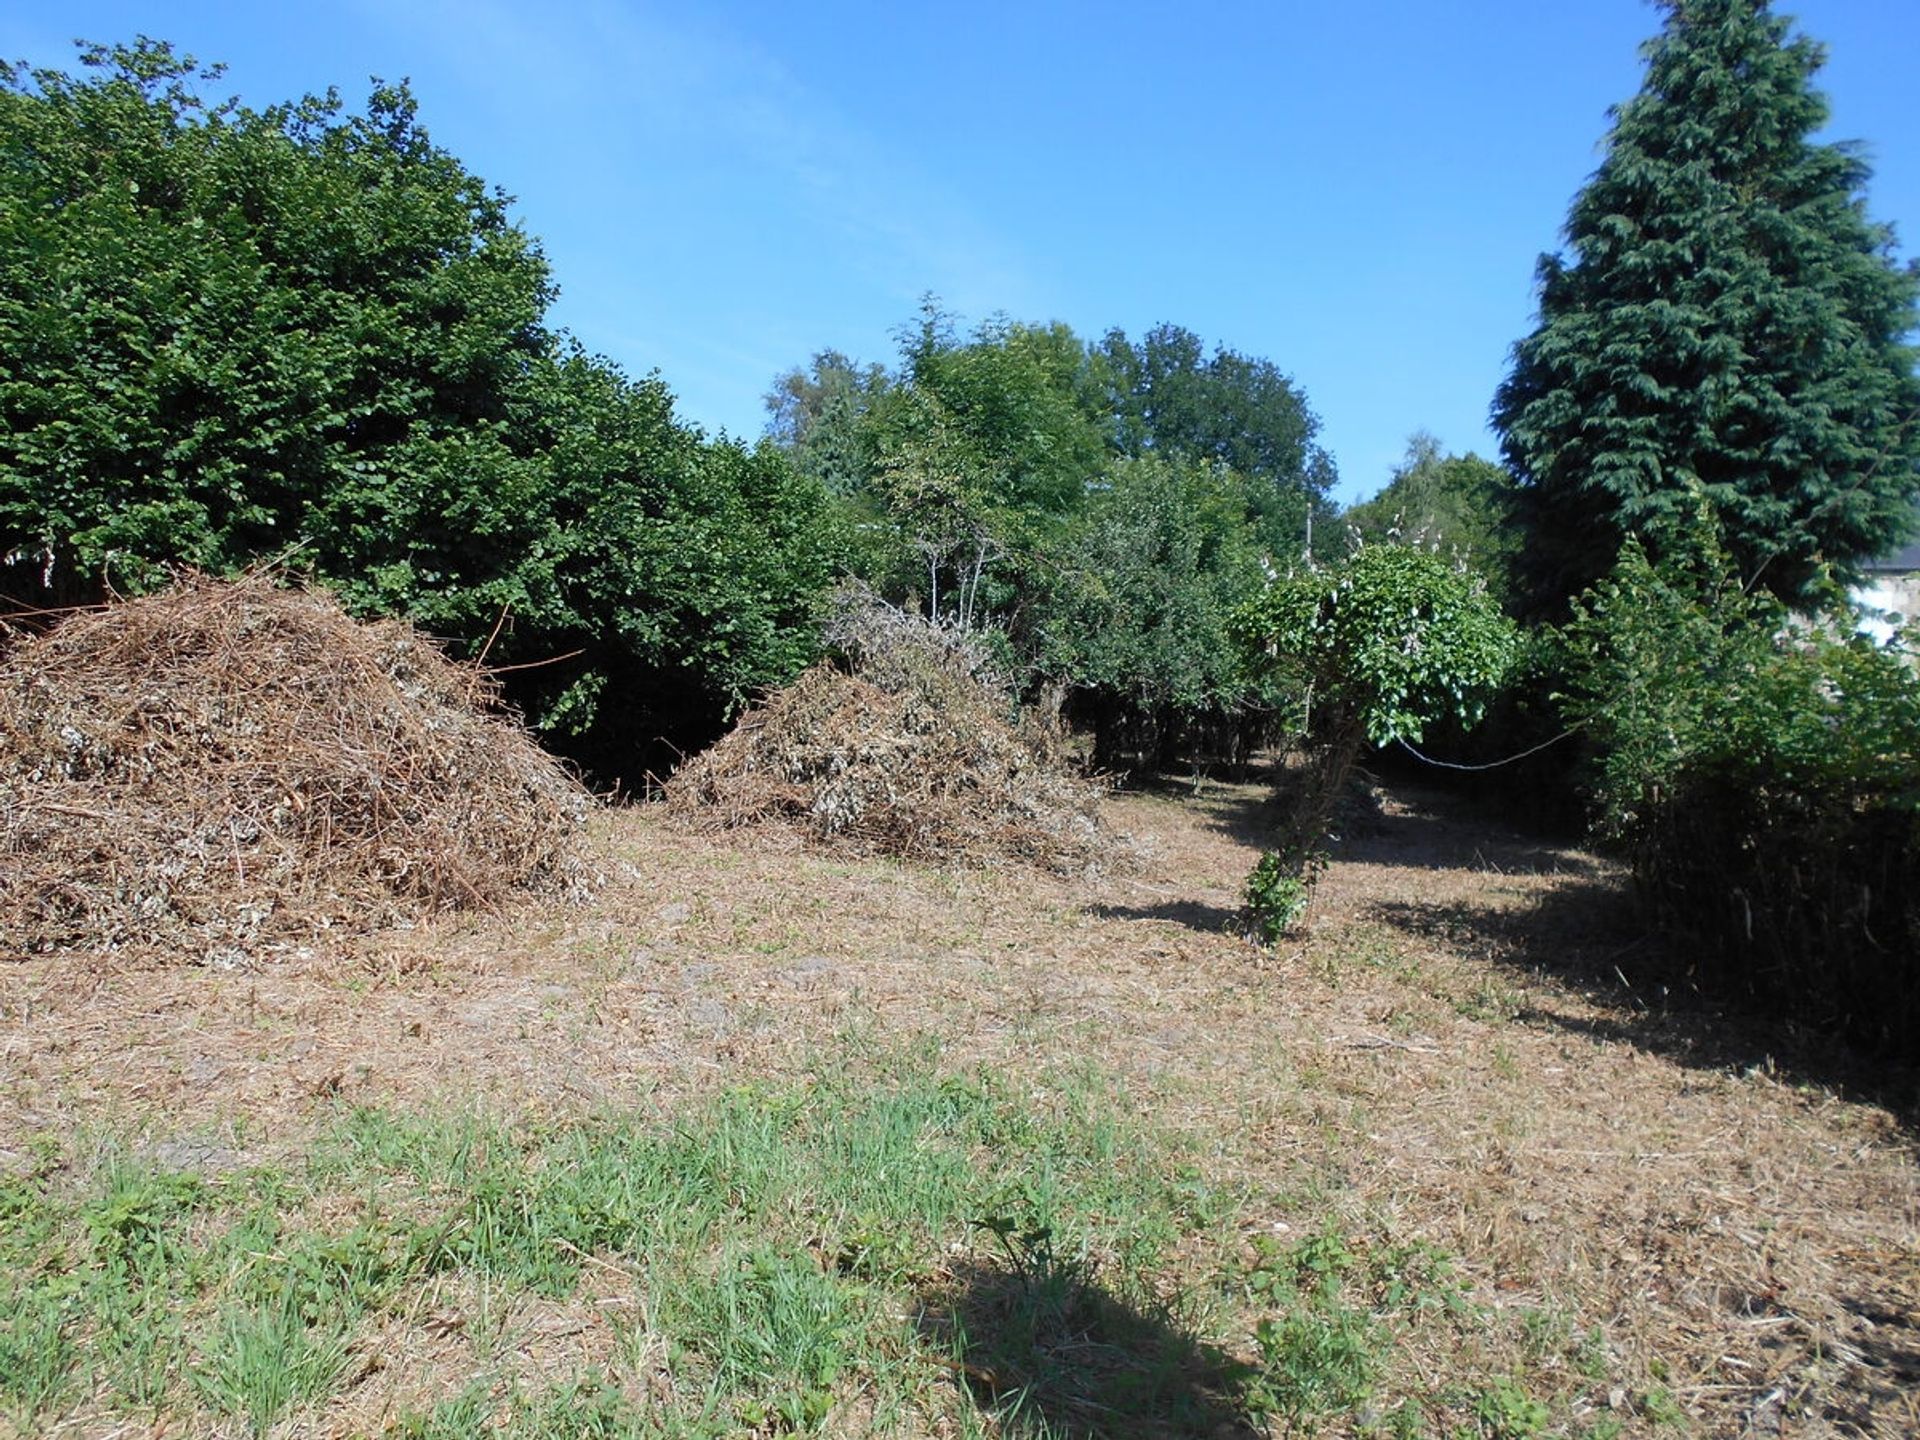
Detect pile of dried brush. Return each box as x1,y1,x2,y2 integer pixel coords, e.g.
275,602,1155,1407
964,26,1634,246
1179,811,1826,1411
667,589,1108,874
1,573,594,963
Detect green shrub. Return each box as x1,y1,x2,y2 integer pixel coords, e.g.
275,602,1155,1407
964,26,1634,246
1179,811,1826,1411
1244,846,1326,943
1564,532,1920,1050
0,42,840,780
1038,455,1281,772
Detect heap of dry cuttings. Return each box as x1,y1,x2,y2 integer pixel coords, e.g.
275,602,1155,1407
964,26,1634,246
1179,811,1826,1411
0,573,594,963
667,588,1109,874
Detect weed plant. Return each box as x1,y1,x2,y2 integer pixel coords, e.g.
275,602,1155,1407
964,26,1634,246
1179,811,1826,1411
1244,845,1327,943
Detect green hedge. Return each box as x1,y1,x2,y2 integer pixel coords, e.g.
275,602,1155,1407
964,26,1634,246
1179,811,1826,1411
1,42,842,779
1566,536,1919,1051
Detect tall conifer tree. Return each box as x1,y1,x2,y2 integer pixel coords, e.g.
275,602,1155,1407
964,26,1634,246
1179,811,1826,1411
1494,0,1920,613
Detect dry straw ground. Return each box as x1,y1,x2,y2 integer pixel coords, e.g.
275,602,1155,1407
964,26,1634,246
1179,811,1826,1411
2,756,1915,1436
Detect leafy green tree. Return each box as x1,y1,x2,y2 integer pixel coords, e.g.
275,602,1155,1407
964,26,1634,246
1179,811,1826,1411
836,306,1109,633
869,386,1011,629
0,41,838,778
447,352,843,772
761,307,1348,769
763,349,890,496
1233,545,1516,925
1036,455,1271,767
1099,323,1340,561
898,307,1108,523
1493,0,1920,614
1100,324,1317,483
1345,433,1519,598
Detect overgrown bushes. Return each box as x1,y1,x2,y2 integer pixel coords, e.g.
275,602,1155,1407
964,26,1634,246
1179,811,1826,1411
767,310,1342,776
1565,537,1919,1052
1039,455,1280,772
0,42,840,781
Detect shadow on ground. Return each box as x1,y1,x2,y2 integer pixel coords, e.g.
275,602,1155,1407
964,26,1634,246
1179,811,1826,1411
1325,774,1602,877
917,1249,1261,1439
1111,768,1290,853
1087,899,1241,933
1115,762,1920,1124
1135,764,1600,879
1828,1295,1920,1431
1365,875,1920,1129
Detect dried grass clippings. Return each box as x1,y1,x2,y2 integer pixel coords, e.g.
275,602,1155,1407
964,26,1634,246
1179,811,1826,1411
667,588,1110,876
0,572,594,964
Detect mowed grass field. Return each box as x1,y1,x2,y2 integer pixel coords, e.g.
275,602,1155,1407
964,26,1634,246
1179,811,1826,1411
2,774,1915,1438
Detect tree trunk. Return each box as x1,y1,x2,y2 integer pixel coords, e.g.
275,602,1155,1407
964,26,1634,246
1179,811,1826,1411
1280,706,1366,858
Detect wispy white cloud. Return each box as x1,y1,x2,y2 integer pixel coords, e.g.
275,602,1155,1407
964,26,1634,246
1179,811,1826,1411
345,0,1033,320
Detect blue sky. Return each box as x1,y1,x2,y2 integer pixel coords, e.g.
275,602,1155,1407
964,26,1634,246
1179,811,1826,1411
6,1,1916,505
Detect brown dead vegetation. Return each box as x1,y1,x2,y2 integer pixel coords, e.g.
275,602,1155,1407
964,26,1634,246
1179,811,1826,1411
666,592,1108,875
0,573,593,964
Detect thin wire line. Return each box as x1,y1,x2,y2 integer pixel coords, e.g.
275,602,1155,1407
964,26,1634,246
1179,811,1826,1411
1395,723,1585,772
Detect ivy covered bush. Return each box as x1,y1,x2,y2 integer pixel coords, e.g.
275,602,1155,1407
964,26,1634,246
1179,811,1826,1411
1233,543,1516,932
1565,535,1920,1052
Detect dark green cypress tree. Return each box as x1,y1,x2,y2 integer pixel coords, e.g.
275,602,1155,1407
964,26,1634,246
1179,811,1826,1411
1494,0,1920,614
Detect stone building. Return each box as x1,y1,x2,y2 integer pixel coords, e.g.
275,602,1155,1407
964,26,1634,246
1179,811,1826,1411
1854,537,1920,643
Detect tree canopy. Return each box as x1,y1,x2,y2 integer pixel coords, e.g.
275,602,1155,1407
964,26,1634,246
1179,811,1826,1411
1100,323,1337,561
1492,0,1920,614
761,307,1342,768
1345,434,1519,600
0,40,839,778
763,349,890,497
0,42,559,600
1034,454,1275,764
1234,546,1517,755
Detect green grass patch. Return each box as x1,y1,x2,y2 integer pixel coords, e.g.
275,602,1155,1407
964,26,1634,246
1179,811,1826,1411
0,1052,1603,1437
